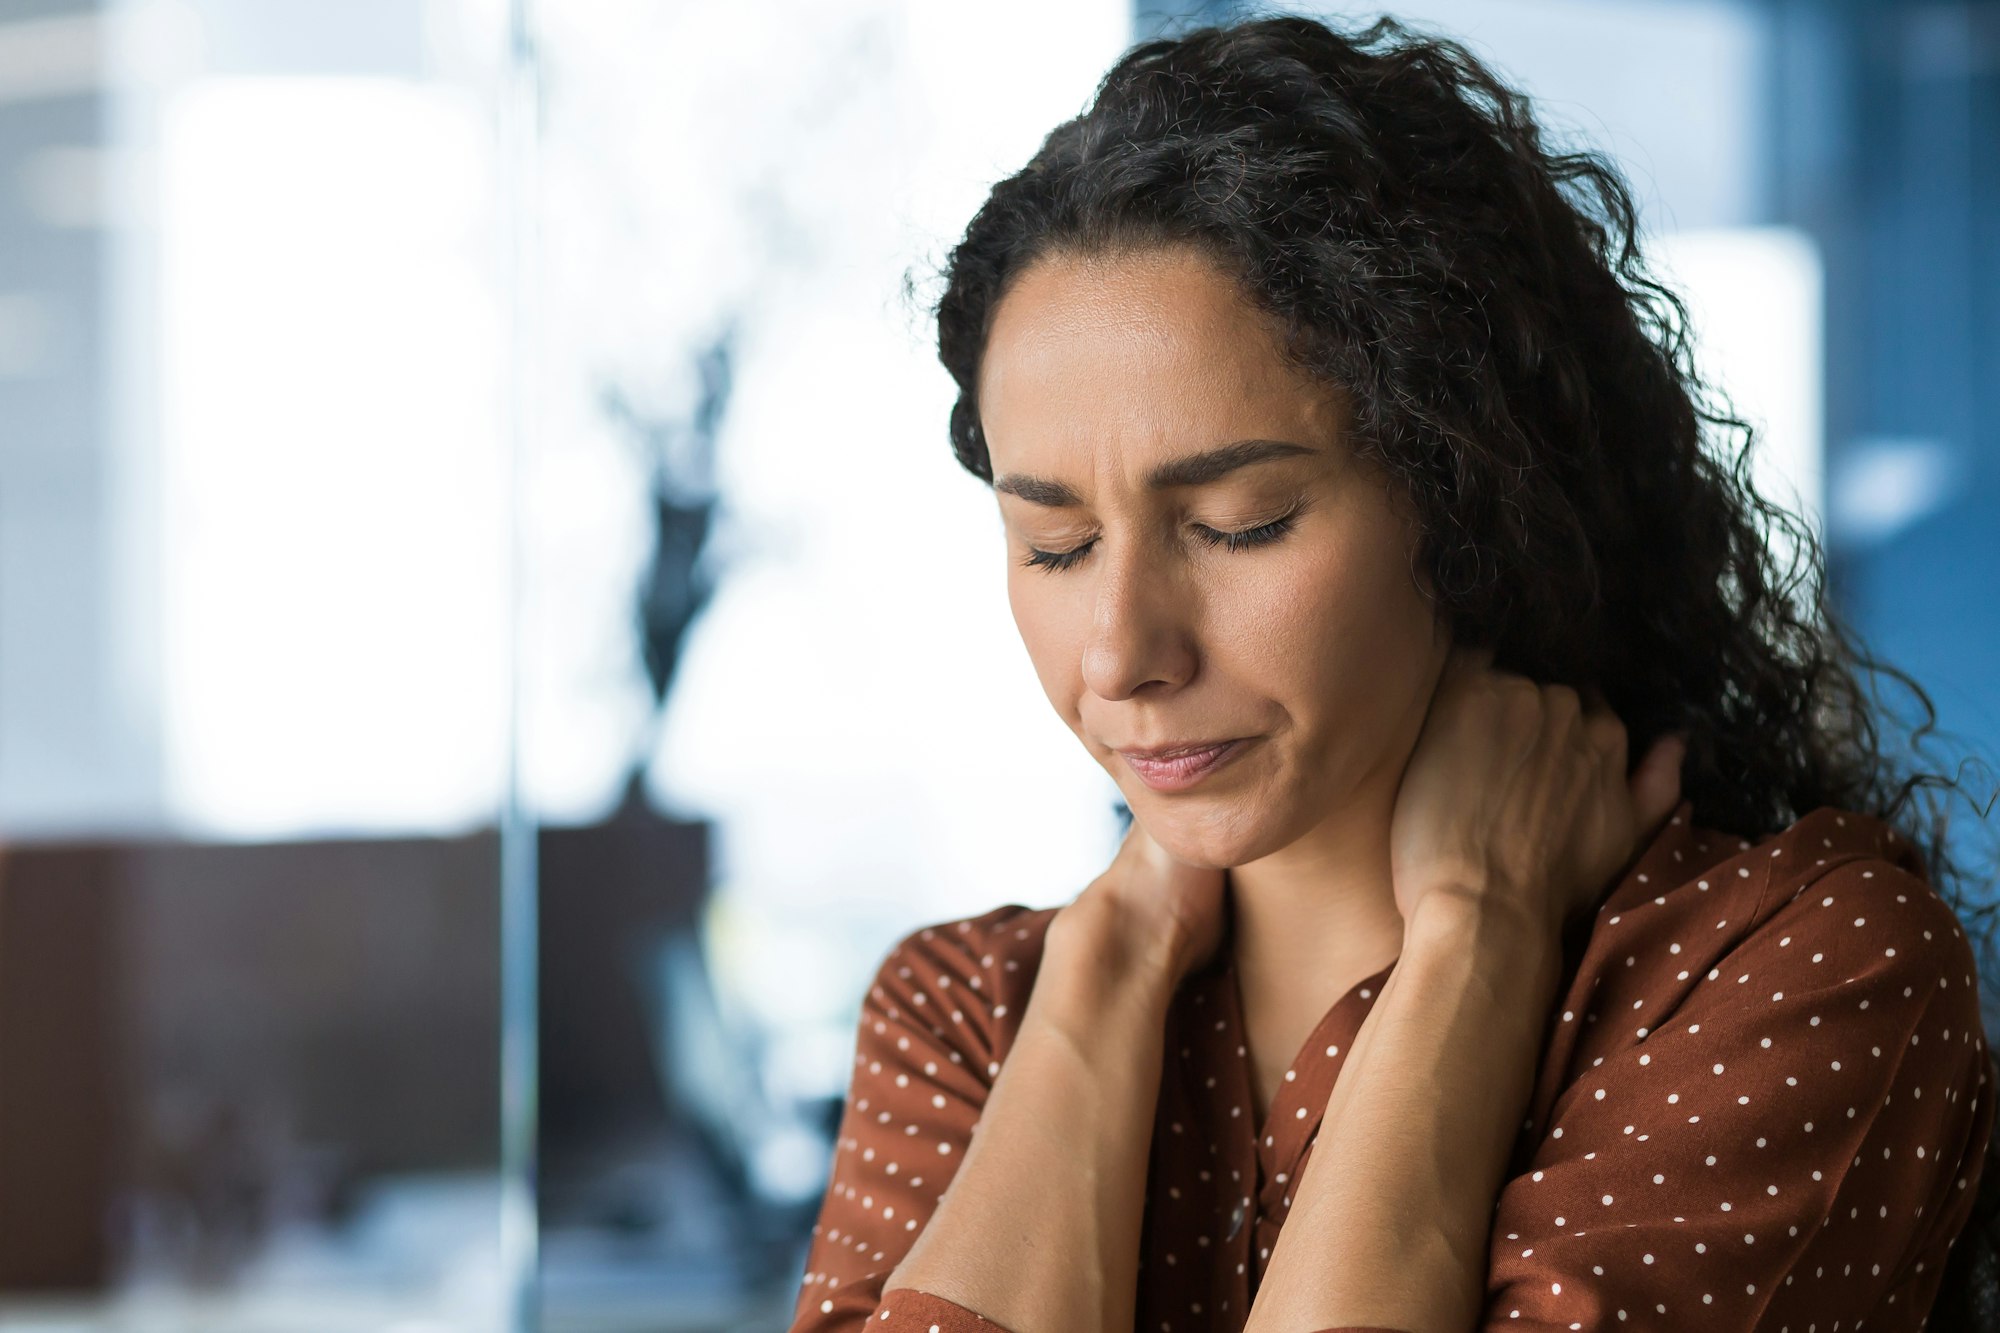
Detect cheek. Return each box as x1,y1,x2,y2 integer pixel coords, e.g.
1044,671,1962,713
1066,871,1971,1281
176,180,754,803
1211,532,1426,717
1207,543,1351,678
1006,573,1088,721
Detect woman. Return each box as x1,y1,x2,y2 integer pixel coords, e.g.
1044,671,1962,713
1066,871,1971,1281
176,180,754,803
791,14,1999,1332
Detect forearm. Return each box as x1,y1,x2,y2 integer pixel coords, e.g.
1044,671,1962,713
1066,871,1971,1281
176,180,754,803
883,888,1177,1332
1245,895,1564,1333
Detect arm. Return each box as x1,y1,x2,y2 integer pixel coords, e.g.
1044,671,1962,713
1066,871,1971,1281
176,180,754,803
791,888,1181,1333
881,888,1178,1330
1244,892,1564,1333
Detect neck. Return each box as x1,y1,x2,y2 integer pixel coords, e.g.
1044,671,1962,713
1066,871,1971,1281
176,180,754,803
1225,779,1408,1029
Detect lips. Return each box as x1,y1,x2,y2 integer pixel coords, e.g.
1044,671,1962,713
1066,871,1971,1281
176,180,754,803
1114,739,1241,762
1116,738,1252,792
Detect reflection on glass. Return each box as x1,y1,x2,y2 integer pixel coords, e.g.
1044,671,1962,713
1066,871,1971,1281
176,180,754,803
0,0,519,1327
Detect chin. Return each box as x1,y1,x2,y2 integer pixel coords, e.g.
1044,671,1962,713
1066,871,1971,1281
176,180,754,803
1132,795,1286,869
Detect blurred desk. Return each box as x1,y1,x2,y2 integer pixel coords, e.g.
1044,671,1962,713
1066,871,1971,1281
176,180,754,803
0,1289,796,1333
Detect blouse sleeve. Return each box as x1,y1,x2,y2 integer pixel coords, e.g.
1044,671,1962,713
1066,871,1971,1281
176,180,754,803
1480,855,1995,1330
789,917,1014,1333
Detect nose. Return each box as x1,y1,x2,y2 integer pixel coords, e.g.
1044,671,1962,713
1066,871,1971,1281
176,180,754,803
1078,536,1197,702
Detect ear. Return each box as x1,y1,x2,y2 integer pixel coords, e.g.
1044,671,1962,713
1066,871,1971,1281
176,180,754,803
1629,731,1688,842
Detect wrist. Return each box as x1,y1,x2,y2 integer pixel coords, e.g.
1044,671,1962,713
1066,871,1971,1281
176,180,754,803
1026,899,1180,1064
1050,882,1188,996
1406,888,1565,999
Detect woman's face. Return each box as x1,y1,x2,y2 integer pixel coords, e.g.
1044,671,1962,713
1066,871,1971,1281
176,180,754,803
977,243,1453,868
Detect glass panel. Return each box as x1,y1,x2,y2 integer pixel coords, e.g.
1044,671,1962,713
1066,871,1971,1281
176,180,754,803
0,0,529,1327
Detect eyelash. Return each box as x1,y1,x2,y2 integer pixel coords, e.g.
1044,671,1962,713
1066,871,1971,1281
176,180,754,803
1020,507,1303,574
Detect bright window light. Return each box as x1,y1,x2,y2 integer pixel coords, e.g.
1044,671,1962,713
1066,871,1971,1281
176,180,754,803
1651,226,1827,570
158,77,506,839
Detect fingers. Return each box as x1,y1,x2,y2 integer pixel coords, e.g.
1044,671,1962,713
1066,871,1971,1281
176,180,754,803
1424,640,1496,729
1585,707,1627,776
1628,731,1688,839
1576,680,1624,752
1573,684,1681,853
1442,640,1496,683
1459,642,1497,673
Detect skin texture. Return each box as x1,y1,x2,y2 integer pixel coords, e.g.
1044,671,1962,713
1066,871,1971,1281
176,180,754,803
978,242,1454,1116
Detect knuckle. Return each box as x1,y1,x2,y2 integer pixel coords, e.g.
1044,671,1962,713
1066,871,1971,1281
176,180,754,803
1501,681,1542,723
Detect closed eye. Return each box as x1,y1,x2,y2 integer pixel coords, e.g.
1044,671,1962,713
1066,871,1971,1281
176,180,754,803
1193,513,1298,554
1021,540,1094,573
1020,508,1302,573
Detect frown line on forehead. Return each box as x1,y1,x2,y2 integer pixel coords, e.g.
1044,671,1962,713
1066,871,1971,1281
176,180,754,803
991,438,1317,508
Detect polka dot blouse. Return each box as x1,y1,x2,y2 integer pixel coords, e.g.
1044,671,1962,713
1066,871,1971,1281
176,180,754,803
790,800,1995,1331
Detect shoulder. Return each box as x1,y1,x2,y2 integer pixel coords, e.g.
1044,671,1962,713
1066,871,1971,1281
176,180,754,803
1591,799,1976,995
859,902,1064,1077
1741,805,1977,989
871,901,1063,990
1531,800,1987,1122
1491,802,1995,1322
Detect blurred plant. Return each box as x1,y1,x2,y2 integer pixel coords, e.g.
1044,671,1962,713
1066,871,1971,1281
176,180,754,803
600,322,735,807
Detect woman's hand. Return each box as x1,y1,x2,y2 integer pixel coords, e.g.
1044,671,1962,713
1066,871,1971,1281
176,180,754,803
1061,815,1230,986
1389,642,1688,939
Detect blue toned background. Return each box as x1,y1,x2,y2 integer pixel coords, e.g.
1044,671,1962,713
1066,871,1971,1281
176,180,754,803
0,0,1991,1329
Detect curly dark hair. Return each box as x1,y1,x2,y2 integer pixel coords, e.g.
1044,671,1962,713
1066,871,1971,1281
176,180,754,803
926,10,2000,1325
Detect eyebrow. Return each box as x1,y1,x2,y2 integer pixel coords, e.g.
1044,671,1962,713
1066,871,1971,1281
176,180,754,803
991,438,1318,507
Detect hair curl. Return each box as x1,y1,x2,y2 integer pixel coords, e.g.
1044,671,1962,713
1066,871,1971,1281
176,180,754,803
928,10,2000,1324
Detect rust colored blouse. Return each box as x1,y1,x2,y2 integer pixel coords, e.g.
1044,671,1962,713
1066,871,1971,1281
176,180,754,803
790,799,1994,1332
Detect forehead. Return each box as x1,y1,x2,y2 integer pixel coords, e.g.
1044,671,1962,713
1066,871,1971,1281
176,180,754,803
976,245,1340,469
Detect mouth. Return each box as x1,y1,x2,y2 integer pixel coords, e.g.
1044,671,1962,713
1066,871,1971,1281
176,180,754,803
1115,738,1252,792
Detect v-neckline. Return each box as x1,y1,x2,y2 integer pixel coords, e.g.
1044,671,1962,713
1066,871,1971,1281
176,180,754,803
1216,947,1401,1172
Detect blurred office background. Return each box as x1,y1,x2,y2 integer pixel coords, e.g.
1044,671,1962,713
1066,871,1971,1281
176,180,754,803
0,0,1993,1328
